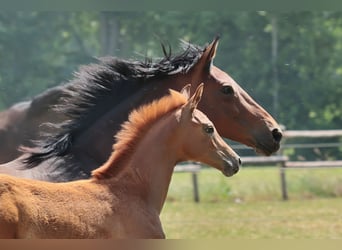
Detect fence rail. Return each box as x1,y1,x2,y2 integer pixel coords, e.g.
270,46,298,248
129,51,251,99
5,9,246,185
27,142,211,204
283,129,342,138
278,129,342,200
175,129,342,202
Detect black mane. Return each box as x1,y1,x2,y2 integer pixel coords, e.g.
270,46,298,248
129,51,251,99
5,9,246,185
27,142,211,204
22,40,205,172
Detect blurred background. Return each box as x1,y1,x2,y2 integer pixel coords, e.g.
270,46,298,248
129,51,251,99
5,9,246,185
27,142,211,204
0,11,341,160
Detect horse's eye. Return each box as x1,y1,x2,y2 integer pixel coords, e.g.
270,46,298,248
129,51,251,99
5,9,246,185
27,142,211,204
221,85,234,95
203,125,214,134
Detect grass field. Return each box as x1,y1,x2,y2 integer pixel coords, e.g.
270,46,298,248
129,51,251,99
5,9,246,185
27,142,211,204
161,167,342,239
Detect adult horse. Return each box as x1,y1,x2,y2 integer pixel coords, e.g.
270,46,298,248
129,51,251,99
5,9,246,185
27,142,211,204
0,86,66,163
0,85,241,238
0,37,282,181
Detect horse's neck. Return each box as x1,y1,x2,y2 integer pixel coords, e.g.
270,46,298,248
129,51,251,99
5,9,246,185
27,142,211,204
109,113,182,213
73,77,186,165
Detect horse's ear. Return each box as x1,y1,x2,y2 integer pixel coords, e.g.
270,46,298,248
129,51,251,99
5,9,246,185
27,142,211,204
180,84,191,99
183,83,204,115
192,36,219,72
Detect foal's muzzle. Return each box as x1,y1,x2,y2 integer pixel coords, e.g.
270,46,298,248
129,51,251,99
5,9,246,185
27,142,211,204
222,157,241,177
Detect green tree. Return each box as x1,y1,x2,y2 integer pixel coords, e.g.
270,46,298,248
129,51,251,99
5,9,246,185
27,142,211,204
0,11,341,134
0,12,99,108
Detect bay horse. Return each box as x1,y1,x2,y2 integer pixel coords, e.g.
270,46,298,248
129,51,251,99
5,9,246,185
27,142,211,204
0,86,66,163
0,37,281,181
0,84,241,238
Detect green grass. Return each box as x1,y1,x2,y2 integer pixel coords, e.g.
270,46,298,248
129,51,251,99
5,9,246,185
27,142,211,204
161,167,342,239
166,167,342,202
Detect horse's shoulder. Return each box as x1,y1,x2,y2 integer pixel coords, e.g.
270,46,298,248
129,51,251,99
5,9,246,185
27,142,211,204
0,174,15,190
0,174,41,196
0,175,24,195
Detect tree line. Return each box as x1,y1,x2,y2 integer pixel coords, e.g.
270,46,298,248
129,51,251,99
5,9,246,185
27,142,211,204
0,11,341,133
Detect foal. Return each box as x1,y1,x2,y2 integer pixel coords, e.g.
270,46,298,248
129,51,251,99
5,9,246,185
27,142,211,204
0,84,241,238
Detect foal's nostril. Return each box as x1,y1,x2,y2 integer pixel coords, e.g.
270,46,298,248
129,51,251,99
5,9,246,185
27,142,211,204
272,128,283,143
238,158,242,165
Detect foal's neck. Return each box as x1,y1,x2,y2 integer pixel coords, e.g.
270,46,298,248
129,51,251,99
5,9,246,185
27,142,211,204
111,113,182,214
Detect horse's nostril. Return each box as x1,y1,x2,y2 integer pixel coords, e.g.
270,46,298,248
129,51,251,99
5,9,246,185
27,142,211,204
238,158,242,165
272,128,283,143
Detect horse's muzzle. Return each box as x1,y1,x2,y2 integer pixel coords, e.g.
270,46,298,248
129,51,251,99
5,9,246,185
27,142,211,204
222,158,240,177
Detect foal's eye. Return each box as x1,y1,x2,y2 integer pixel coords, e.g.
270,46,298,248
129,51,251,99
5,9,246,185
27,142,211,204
203,125,214,134
221,85,234,95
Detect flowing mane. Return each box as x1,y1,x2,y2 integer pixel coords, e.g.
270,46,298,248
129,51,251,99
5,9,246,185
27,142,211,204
91,89,187,180
22,41,204,169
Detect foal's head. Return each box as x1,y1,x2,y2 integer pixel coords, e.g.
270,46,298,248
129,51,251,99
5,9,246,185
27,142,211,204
176,84,241,177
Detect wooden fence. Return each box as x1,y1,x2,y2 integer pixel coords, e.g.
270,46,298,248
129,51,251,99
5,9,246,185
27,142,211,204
279,129,342,200
175,130,342,202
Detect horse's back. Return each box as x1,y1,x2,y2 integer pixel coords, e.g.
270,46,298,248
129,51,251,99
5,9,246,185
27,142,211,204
0,174,63,238
0,176,113,238
0,174,164,238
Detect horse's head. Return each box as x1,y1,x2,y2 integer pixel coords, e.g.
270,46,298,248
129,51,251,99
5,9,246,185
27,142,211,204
187,37,282,156
175,84,241,177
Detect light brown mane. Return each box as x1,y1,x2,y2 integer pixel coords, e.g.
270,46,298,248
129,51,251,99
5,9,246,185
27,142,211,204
92,90,187,180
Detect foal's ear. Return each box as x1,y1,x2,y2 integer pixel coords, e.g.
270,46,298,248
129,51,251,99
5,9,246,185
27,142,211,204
192,36,219,72
180,84,191,99
183,83,204,115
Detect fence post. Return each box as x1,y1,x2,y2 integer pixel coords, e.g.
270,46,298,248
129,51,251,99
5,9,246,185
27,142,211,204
280,161,288,200
192,172,200,203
